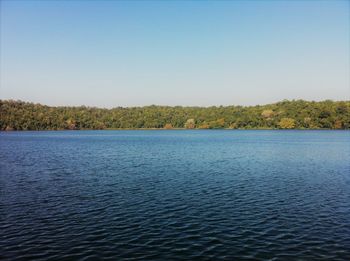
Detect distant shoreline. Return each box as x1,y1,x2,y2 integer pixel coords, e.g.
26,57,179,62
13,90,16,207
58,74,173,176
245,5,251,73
1,128,349,132
1,99,349,131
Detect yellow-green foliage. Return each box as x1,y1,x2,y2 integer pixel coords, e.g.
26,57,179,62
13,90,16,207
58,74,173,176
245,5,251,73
278,118,296,129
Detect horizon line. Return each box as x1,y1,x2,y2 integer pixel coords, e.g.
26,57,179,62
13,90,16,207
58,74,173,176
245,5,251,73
1,98,349,110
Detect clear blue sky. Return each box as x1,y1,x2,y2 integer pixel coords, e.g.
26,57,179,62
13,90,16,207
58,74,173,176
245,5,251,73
1,0,349,107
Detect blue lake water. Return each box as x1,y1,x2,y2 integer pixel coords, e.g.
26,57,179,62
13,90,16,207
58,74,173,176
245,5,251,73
1,130,350,260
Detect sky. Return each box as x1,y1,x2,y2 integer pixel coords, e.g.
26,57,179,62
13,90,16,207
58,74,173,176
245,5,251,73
0,0,349,108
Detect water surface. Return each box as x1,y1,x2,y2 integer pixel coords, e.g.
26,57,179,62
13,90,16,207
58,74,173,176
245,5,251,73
1,130,350,260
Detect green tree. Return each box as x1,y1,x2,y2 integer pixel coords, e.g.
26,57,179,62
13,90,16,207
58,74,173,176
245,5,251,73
1,99,349,130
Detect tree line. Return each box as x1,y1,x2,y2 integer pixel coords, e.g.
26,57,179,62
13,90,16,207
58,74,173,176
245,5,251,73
0,99,349,130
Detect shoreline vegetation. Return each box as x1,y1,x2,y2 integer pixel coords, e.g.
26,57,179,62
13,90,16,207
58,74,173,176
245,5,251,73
1,99,349,131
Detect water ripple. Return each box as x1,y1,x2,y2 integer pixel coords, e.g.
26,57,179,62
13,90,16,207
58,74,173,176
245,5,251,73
1,130,350,260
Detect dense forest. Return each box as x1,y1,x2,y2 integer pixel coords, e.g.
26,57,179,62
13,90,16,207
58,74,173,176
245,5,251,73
0,99,349,130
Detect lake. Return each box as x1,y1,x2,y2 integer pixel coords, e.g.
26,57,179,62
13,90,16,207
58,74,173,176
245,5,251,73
1,130,350,260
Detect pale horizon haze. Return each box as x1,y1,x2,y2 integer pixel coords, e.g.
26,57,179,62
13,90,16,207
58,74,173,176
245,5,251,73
0,0,349,108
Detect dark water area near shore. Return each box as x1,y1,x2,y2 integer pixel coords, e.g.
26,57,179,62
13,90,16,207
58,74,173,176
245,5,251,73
1,130,350,260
